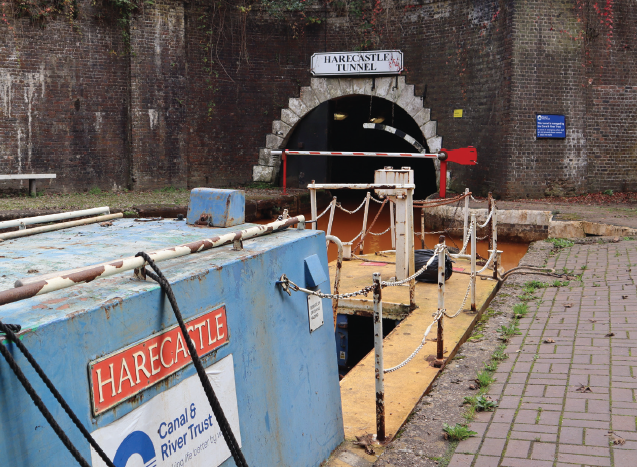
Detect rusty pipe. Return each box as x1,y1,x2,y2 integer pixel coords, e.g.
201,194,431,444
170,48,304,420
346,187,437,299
437,235,445,361
373,272,385,442
0,206,111,230
0,216,305,307
326,235,343,330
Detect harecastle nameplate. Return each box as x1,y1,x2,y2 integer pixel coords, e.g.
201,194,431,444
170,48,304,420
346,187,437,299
311,50,403,76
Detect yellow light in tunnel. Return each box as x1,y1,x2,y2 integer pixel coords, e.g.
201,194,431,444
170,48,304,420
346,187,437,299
334,113,348,121
369,117,385,124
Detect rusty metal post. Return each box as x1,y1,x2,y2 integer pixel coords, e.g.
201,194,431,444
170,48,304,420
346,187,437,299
420,207,425,249
470,213,477,312
462,188,469,251
326,235,343,330
437,235,445,360
310,181,317,231
487,192,493,253
359,192,371,255
373,272,385,442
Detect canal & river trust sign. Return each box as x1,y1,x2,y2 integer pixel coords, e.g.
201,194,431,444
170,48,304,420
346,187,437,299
311,50,403,76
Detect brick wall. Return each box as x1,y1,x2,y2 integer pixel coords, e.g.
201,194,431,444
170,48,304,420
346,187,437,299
0,0,635,196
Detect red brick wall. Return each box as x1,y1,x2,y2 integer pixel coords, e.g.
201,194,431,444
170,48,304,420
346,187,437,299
0,0,635,196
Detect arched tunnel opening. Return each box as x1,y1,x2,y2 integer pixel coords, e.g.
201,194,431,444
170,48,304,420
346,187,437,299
283,95,438,200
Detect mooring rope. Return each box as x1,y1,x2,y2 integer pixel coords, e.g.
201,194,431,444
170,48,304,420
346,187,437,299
135,252,249,467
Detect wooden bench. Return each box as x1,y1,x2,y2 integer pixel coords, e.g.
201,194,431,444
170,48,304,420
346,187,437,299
0,174,56,196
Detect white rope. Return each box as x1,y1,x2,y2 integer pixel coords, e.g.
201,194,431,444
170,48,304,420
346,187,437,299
443,280,471,318
477,241,498,273
369,195,385,204
478,208,494,228
349,231,362,243
336,198,367,215
369,226,391,236
458,219,475,255
381,245,444,287
384,311,442,373
470,195,486,203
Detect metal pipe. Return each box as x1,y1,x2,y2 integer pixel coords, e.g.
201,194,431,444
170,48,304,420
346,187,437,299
307,183,415,190
326,235,343,330
359,192,371,255
310,183,317,231
471,214,477,312
325,197,337,244
420,207,425,249
272,150,440,159
282,150,288,195
0,207,111,230
462,188,469,251
389,201,396,249
437,235,445,360
0,216,305,307
0,213,123,241
373,272,385,442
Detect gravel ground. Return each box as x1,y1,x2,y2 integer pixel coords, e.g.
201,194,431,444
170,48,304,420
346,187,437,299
373,240,560,467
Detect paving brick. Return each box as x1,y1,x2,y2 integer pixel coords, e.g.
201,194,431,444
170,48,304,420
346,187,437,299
448,453,474,467
530,442,556,461
480,437,506,457
505,439,531,458
473,456,501,467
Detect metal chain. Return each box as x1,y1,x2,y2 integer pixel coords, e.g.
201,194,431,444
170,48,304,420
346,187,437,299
369,226,391,236
384,310,442,373
336,197,367,215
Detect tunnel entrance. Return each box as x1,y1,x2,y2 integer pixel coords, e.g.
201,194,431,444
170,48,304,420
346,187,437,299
284,95,438,200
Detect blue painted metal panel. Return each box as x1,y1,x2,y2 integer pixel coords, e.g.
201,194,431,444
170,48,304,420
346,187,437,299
0,221,343,467
335,314,348,370
536,114,566,138
186,188,245,227
304,254,328,288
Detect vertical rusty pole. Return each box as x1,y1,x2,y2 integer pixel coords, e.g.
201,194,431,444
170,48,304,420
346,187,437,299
437,235,445,361
470,213,477,312
282,150,288,195
487,192,493,253
420,207,425,249
462,188,470,251
310,181,317,231
492,202,498,279
373,272,385,442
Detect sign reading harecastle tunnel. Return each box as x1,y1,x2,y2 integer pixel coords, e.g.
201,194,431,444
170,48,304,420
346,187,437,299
311,50,403,76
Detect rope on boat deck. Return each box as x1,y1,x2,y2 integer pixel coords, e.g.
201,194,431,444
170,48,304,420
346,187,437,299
0,321,117,467
135,252,250,467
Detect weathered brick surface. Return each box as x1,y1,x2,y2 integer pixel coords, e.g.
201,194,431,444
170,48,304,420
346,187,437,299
450,240,637,466
0,1,635,195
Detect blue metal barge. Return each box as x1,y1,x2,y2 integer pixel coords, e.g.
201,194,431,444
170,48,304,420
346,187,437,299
0,189,344,467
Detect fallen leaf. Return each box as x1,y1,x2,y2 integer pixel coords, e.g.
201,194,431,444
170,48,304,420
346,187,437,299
100,221,113,227
575,383,592,393
589,319,597,323
27,269,39,274
564,303,573,308
607,431,625,445
468,384,478,390
354,434,376,454
622,295,628,299
544,338,555,343
605,332,615,337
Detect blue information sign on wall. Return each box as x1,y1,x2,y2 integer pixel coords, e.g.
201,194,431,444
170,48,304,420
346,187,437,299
536,114,566,138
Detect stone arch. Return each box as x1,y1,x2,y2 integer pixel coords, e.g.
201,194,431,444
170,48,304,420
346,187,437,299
252,76,443,183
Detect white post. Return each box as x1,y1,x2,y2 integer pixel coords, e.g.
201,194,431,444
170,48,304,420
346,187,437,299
389,200,396,249
471,213,477,312
437,236,445,360
394,195,408,280
462,188,469,252
373,272,385,441
310,181,317,231
326,197,336,246
491,204,498,279
359,192,371,255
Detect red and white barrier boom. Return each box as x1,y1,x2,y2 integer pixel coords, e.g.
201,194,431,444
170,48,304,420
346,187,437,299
271,147,478,198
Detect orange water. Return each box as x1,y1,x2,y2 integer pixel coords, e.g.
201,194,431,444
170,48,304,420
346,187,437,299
259,200,529,271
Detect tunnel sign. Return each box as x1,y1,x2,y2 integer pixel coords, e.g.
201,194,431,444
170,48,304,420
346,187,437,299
308,295,324,332
90,354,241,467
311,50,403,76
536,114,566,138
89,305,229,415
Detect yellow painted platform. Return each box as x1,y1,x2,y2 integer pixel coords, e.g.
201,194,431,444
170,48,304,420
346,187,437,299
329,253,498,443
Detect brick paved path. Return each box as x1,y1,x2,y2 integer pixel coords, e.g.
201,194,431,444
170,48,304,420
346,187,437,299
450,240,637,467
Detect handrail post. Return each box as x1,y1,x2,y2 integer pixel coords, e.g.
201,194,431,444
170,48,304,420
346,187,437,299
462,188,469,251
470,213,477,312
420,207,426,249
326,235,343,330
325,197,337,246
373,272,385,442
282,150,288,195
390,200,396,249
437,235,445,361
310,181,317,231
359,192,371,255
492,203,498,279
